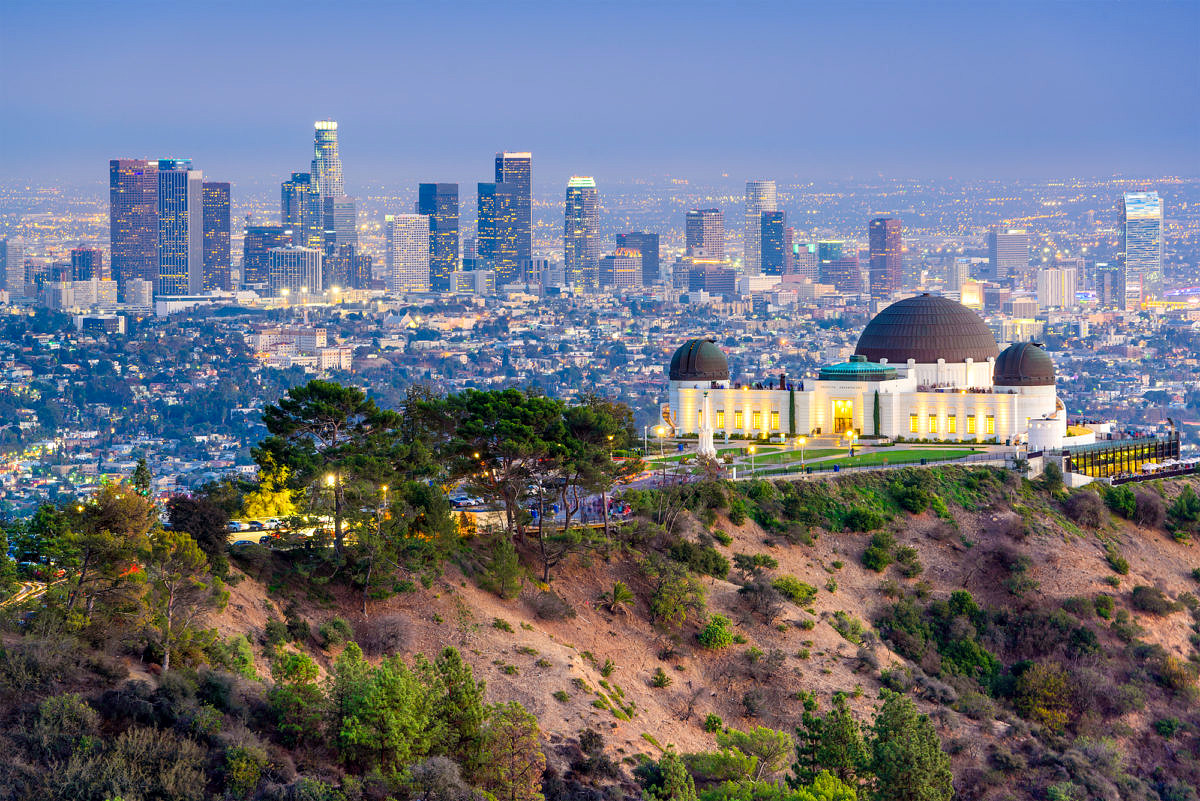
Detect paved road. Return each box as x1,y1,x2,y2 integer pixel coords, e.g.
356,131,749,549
0,580,55,609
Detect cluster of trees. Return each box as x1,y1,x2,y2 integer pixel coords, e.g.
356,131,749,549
636,691,951,801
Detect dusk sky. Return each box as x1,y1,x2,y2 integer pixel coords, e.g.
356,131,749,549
2,0,1198,190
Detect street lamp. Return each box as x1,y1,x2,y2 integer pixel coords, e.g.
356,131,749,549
797,435,806,468
748,444,757,474
643,425,648,455
607,434,614,460
655,425,665,457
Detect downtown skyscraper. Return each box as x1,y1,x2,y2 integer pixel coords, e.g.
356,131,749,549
987,227,1030,286
1119,191,1163,308
417,183,459,292
616,232,660,286
281,172,323,250
564,176,600,289
760,211,785,276
685,209,724,259
743,180,777,275
109,159,159,298
868,217,902,304
385,214,431,293
495,152,532,265
203,181,231,291
309,121,357,255
477,181,521,284
156,159,204,296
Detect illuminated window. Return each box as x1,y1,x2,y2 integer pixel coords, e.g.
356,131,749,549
967,416,977,434
716,410,725,428
734,410,743,429
928,415,938,434
947,415,957,434
770,411,780,431
986,415,995,435
909,414,919,433
752,411,762,430
833,399,854,434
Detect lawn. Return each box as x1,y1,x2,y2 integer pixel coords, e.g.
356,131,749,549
755,447,983,475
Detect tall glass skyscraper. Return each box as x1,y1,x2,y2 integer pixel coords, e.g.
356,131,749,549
760,211,785,276
417,183,459,292
311,121,345,197
743,180,777,275
310,121,356,256
868,217,902,303
156,159,204,296
203,182,231,291
564,176,599,289
1119,191,1163,307
109,158,159,299
478,182,521,284
71,247,106,281
616,232,660,285
2,237,27,298
281,172,323,250
243,226,293,286
385,214,431,293
987,227,1030,286
495,152,532,263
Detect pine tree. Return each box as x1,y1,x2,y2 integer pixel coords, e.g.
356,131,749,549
867,691,953,801
815,694,867,786
132,458,152,496
480,701,546,801
643,750,697,801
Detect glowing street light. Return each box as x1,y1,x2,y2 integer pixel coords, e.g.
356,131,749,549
796,435,806,467
748,444,756,473
655,425,665,457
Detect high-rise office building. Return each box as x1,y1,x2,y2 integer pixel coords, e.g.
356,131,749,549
760,211,785,275
156,159,204,296
987,228,1029,286
1,237,26,299
868,217,902,303
281,172,323,249
616,232,660,285
564,176,600,289
109,159,159,298
495,152,532,264
1037,265,1078,310
243,225,293,286
385,214,431,294
743,180,777,275
324,244,372,290
791,242,818,281
268,246,322,295
417,183,459,292
202,182,231,291
477,182,521,284
599,249,640,289
311,121,345,197
685,209,724,258
70,247,106,281
323,195,358,253
1094,262,1126,310
818,242,861,293
1119,191,1163,308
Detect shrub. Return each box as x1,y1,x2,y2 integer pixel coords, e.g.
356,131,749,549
727,498,748,525
1152,654,1197,693
892,482,932,513
843,507,885,532
698,615,734,649
895,545,923,578
670,539,731,579
553,690,569,702
732,552,778,579
225,742,268,797
650,667,673,688
1104,544,1129,575
531,590,576,620
318,617,353,648
703,713,724,733
264,619,289,647
738,577,784,621
1131,585,1178,615
1133,490,1166,528
1103,485,1136,518
492,617,514,632
33,693,101,760
480,536,523,599
830,611,866,644
1013,662,1073,733
713,531,733,546
1153,717,1181,738
772,575,818,606
1064,490,1106,528
862,531,896,572
355,614,408,656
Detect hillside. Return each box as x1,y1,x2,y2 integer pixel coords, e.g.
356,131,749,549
2,466,1199,801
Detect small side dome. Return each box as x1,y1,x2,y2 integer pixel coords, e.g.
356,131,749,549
819,354,898,382
994,342,1055,387
669,339,729,381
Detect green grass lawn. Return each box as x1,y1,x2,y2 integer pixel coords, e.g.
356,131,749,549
755,447,982,475
650,445,781,463
744,448,844,465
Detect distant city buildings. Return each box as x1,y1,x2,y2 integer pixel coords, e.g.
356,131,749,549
686,209,724,259
1119,190,1163,308
1094,261,1126,310
417,183,459,293
268,246,322,296
70,246,105,281
760,211,785,276
385,214,431,293
495,152,532,265
743,180,777,275
1037,264,1078,310
109,159,158,299
1,237,26,299
243,226,293,287
281,172,322,249
477,181,521,284
564,176,600,289
868,216,902,304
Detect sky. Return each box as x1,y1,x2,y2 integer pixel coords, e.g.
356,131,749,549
1,0,1198,191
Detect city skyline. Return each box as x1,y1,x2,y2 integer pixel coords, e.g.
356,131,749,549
2,1,1197,187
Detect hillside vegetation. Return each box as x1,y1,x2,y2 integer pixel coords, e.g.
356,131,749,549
1,382,1199,801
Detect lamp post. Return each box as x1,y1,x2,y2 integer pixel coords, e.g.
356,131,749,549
607,434,614,460
797,435,806,469
748,444,756,474
325,471,343,554
655,425,665,457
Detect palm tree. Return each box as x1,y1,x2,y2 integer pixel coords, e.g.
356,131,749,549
599,580,634,614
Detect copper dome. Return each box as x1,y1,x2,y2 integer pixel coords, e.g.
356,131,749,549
854,294,999,364
994,342,1055,387
668,339,729,381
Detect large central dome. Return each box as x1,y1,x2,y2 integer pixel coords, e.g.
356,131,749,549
855,294,999,364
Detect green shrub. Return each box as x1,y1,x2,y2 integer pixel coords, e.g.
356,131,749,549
895,545,923,578
651,667,673,688
318,617,353,648
713,531,733,546
1103,485,1136,518
264,619,289,647
1094,594,1114,619
703,713,724,733
1131,585,1178,615
830,611,866,644
728,498,748,525
1104,544,1129,575
1153,717,1181,738
843,507,885,532
772,575,818,606
492,617,514,632
698,615,734,649
225,743,268,797
671,539,731,579
862,531,896,572
553,690,569,702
